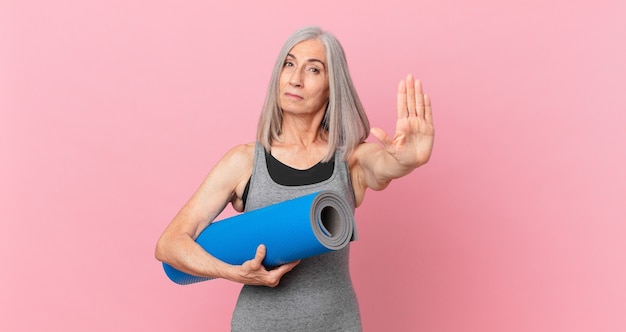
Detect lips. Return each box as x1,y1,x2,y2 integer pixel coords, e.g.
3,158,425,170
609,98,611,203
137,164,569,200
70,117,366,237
284,92,303,100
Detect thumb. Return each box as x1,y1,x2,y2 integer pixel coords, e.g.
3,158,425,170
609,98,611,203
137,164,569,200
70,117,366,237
370,127,391,147
251,244,266,268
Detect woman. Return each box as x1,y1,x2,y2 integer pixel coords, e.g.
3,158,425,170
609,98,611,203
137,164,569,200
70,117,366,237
155,26,434,331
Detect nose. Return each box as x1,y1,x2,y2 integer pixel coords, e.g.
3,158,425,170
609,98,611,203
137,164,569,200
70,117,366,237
289,69,303,87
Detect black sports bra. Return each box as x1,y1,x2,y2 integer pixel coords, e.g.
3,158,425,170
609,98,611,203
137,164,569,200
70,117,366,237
242,150,334,208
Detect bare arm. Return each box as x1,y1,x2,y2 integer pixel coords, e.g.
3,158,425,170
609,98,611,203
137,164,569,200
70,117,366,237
351,74,435,204
154,143,299,286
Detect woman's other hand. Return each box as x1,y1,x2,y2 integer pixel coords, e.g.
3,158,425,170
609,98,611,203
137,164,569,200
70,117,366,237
234,244,300,287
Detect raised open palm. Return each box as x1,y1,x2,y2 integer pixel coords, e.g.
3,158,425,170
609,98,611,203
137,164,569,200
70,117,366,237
370,74,435,168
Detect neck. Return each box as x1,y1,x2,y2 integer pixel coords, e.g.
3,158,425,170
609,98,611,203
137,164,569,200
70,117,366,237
279,113,325,147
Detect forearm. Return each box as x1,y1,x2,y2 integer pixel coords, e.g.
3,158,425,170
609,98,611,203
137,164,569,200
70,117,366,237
155,233,236,280
155,235,297,286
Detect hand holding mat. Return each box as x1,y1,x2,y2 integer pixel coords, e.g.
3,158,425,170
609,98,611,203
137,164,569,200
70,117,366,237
162,191,356,285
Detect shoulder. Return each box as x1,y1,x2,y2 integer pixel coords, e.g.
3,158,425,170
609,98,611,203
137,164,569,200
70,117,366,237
219,142,256,167
212,143,256,212
205,142,256,188
173,143,257,226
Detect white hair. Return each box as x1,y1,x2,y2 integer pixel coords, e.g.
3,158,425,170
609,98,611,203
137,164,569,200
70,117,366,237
256,26,370,162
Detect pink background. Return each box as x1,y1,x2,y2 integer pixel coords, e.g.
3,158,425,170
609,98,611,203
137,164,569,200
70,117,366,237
2,1,625,331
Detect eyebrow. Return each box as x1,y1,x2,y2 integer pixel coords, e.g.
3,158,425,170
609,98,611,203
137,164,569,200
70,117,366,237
286,53,326,69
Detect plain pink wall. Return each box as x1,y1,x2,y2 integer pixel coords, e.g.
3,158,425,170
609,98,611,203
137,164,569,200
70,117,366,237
2,0,625,331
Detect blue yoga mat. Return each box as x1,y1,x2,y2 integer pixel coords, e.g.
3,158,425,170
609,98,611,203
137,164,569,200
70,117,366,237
162,191,356,285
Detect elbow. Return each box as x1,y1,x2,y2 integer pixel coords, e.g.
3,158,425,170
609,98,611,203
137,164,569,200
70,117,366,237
154,236,168,262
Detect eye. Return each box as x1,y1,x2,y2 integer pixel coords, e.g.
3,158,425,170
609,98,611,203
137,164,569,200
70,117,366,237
283,61,294,67
308,67,320,73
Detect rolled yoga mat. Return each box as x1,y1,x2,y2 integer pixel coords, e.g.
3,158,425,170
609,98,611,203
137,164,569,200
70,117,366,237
162,191,356,285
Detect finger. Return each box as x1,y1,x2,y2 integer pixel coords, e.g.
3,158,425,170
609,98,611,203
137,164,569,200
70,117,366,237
276,260,300,274
406,74,417,117
415,79,425,118
396,78,407,118
268,260,300,285
424,94,433,124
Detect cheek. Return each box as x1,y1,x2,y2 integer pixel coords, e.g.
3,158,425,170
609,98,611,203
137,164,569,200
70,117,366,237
319,84,330,101
310,78,328,96
278,74,288,90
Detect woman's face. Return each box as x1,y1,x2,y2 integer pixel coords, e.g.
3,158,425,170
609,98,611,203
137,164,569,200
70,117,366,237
278,39,330,117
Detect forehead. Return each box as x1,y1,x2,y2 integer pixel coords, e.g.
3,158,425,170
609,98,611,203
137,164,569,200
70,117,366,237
288,39,327,61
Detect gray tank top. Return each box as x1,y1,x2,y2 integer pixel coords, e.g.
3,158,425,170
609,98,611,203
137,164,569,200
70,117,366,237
230,143,362,331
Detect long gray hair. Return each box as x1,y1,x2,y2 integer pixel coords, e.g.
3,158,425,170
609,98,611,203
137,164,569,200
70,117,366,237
256,26,370,162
